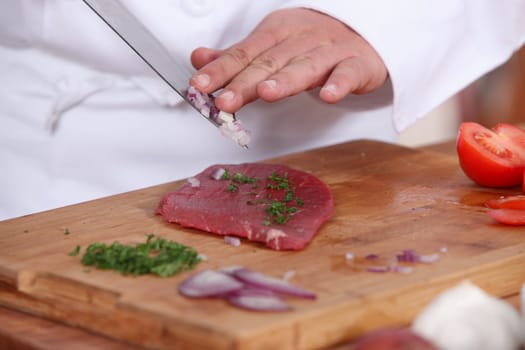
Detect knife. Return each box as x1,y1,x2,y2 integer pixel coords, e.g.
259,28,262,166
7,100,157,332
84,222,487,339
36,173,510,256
81,0,221,128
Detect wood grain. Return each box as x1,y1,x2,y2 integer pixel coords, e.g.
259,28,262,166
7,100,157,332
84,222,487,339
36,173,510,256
1,140,524,350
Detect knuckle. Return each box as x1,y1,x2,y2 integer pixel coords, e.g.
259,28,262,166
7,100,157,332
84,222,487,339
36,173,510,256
251,55,280,74
224,46,252,68
290,54,321,76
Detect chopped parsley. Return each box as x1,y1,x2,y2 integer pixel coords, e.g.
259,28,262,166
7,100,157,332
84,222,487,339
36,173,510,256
232,172,258,185
227,183,239,192
64,228,71,235
220,169,232,180
80,234,201,277
219,168,305,226
69,245,81,256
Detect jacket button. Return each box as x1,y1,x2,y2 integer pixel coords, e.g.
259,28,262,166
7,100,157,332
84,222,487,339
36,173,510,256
181,0,215,17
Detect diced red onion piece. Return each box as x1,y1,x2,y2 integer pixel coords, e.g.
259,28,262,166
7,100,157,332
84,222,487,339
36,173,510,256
224,235,241,247
390,264,414,274
187,177,200,187
178,269,244,298
440,246,448,253
219,121,251,147
210,167,226,180
196,253,207,262
233,268,316,299
397,249,440,264
418,253,440,264
365,253,380,260
345,252,355,261
396,249,419,263
217,111,235,123
367,265,390,273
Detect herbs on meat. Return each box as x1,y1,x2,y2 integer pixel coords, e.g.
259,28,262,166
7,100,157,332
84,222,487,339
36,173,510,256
218,168,304,225
80,234,201,277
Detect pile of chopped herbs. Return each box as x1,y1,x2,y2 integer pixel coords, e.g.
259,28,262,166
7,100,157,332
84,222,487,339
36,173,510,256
80,234,201,277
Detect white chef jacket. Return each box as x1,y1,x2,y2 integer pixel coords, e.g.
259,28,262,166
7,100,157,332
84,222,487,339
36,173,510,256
1,0,524,220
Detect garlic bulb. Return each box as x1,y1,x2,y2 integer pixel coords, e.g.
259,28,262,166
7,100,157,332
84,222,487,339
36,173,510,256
412,281,524,350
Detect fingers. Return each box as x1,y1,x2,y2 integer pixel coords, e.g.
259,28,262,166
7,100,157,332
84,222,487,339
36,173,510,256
190,47,222,69
213,38,326,112
188,8,389,113
320,55,388,104
190,30,280,94
256,44,348,102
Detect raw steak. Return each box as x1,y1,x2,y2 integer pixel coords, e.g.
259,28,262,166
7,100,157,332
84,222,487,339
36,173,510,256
156,163,334,250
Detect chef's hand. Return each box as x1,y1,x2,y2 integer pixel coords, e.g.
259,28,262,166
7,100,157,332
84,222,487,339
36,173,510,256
189,8,388,113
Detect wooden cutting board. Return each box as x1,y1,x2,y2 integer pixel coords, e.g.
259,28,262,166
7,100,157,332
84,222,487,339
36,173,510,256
1,140,524,350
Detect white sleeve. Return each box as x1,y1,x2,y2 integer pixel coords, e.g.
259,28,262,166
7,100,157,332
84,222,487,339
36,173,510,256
0,0,44,48
279,1,525,132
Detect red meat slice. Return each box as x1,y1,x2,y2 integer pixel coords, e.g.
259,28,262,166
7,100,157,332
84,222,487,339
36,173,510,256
156,163,333,250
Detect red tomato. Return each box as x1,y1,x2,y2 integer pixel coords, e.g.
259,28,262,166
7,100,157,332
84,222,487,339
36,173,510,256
493,123,525,149
456,122,525,187
487,208,525,225
485,195,525,209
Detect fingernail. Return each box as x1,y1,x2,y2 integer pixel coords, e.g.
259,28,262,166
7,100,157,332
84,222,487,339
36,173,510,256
321,83,338,95
193,74,210,88
262,79,278,90
218,90,235,101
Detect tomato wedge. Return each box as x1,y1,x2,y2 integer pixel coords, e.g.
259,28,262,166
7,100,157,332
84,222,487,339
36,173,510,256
493,123,525,150
456,122,525,187
487,208,525,226
485,195,525,209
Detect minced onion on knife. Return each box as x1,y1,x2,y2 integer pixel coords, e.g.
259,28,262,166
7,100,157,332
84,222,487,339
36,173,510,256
178,266,316,311
186,86,251,147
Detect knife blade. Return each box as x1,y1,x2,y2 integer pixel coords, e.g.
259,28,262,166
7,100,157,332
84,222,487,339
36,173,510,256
81,0,221,128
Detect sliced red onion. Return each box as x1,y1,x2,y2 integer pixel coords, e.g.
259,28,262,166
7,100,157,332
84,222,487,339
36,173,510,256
440,246,448,254
233,268,316,299
210,167,226,180
179,267,316,311
218,265,244,275
227,292,291,312
178,269,244,298
365,253,380,260
224,235,241,247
